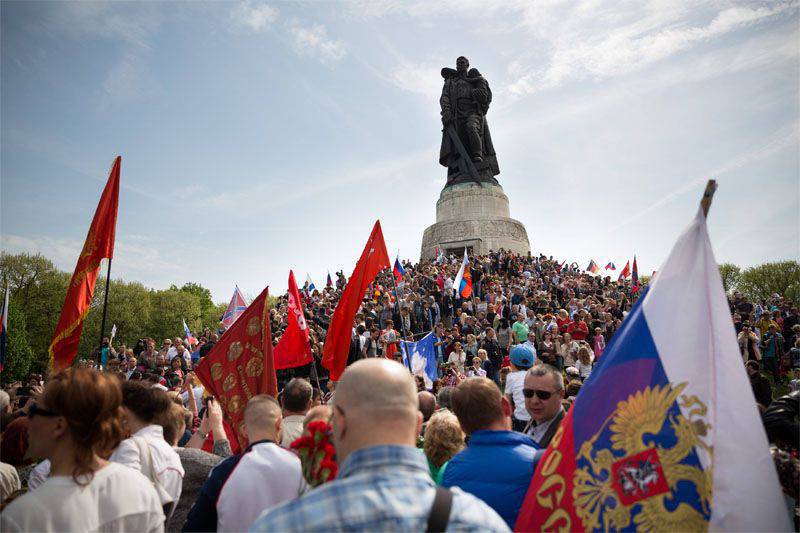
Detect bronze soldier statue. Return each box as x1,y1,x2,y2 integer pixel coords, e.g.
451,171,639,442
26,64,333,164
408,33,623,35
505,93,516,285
439,56,500,187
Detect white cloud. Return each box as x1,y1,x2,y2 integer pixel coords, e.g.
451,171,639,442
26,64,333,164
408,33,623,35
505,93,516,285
102,52,155,103
388,62,443,101
230,1,279,31
508,2,793,95
289,23,347,63
609,121,799,232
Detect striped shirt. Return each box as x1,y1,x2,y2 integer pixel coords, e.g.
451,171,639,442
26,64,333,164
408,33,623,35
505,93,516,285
249,444,509,532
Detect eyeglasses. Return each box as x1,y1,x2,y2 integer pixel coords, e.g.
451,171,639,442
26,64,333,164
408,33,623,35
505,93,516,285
29,403,60,418
522,388,556,400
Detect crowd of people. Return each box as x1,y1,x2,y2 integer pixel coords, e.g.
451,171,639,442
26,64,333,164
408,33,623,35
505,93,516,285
0,249,797,531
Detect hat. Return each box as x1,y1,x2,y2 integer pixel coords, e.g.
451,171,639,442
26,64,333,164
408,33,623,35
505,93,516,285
510,344,535,369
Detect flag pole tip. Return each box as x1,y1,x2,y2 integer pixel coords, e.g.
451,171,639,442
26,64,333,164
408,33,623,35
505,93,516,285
700,179,717,218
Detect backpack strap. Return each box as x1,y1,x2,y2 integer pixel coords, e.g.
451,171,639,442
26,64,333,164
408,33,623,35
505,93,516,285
426,486,453,533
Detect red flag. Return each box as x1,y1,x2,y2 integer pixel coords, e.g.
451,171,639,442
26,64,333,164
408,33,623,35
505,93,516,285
49,157,121,371
194,286,277,448
618,260,631,281
631,255,640,292
274,271,313,370
322,220,390,381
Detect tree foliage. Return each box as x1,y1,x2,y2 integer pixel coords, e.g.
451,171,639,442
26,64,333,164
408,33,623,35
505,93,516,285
0,252,226,379
4,301,35,382
718,263,742,294
737,261,800,305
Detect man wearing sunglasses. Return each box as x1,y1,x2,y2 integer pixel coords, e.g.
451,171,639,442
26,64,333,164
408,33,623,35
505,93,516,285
521,365,565,449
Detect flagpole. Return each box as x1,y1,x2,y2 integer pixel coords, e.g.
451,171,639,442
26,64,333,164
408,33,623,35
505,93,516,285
390,264,413,374
98,258,112,352
700,179,717,218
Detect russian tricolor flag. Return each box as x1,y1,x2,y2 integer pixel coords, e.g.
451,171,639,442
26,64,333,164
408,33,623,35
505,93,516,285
393,254,406,284
305,274,316,294
452,249,473,299
182,318,197,346
515,208,790,531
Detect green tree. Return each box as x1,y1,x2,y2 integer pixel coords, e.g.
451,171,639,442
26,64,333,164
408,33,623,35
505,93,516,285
146,289,202,344
738,261,800,305
3,301,35,382
718,263,742,294
77,279,154,358
0,252,57,306
172,282,215,331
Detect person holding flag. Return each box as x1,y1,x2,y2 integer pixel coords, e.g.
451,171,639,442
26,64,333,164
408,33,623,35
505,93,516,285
515,182,791,532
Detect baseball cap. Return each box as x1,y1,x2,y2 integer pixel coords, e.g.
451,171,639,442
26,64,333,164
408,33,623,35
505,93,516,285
510,344,535,369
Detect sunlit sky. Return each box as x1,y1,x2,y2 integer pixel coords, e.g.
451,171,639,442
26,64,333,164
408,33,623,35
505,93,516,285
2,1,798,302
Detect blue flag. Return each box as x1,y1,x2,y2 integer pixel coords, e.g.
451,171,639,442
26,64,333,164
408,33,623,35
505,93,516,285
400,332,438,389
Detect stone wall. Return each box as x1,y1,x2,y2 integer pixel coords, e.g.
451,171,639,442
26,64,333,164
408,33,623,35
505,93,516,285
420,182,530,260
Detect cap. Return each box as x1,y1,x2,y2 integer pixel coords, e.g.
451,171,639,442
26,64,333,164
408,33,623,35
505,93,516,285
510,344,535,369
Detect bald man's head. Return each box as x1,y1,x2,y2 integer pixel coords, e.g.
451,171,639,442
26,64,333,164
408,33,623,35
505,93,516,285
332,359,421,461
303,404,332,431
335,358,418,420
418,391,436,422
244,394,282,442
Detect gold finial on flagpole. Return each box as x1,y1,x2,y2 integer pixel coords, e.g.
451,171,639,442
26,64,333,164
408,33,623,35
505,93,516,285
700,179,717,218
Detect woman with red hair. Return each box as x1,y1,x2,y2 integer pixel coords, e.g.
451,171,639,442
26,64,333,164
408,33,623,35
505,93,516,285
1,369,165,532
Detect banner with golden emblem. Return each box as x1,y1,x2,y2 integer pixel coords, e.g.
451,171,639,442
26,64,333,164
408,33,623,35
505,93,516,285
49,156,121,371
194,286,277,448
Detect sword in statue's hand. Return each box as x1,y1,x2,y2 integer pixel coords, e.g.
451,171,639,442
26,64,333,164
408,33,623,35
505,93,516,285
446,125,483,186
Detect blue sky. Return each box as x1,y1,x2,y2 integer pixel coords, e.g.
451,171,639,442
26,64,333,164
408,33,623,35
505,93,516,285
1,1,797,302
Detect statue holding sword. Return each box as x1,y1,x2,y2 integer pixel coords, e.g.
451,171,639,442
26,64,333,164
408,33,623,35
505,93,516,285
439,56,500,188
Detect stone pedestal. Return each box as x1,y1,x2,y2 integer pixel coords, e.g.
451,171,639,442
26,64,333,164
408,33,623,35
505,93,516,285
420,183,530,260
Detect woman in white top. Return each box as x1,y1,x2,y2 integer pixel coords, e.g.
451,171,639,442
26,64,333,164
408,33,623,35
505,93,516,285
447,342,467,373
112,381,185,517
1,368,164,532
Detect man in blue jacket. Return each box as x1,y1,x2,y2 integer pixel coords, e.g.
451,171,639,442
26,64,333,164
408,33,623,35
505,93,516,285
443,377,540,529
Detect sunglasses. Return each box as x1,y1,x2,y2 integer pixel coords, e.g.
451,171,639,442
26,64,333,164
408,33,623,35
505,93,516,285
29,403,60,418
522,388,556,400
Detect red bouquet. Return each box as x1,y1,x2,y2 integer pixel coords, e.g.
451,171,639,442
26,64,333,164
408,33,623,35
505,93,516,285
290,420,338,487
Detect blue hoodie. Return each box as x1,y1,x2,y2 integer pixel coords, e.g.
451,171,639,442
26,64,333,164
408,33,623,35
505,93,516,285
442,430,539,529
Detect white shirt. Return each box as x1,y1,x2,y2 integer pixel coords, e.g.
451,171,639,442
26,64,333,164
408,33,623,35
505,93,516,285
1,462,164,533
181,386,205,413
217,441,306,532
280,415,306,448
505,370,530,421
110,425,184,512
447,350,466,372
